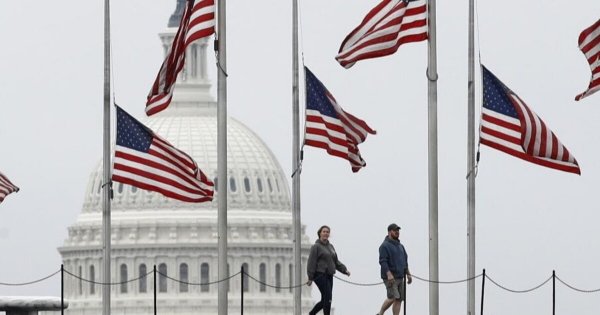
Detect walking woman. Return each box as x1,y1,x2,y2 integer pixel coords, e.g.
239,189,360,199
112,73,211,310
306,225,351,315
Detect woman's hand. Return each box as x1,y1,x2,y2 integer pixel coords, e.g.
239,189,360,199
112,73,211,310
345,270,351,276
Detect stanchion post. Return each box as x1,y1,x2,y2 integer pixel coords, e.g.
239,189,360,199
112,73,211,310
61,264,64,315
480,269,486,315
154,265,157,315
552,270,556,315
241,266,244,315
403,276,407,315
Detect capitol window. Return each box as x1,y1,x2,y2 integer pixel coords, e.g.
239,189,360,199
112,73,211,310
89,265,95,295
159,263,168,293
275,264,281,293
120,264,128,293
131,185,137,193
139,264,147,293
213,177,218,191
180,263,189,293
242,263,249,292
78,266,83,295
267,178,273,193
289,264,293,293
259,263,267,292
243,177,251,193
200,263,209,292
229,177,237,192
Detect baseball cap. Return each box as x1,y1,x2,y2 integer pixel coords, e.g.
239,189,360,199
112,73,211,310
387,223,401,231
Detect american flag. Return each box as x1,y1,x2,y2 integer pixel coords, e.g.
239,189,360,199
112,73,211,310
146,0,215,116
335,0,427,69
575,19,600,101
304,67,376,172
479,65,580,175
112,106,214,202
0,171,19,204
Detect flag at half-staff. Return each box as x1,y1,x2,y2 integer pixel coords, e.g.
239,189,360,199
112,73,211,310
303,67,376,173
479,65,581,174
0,171,19,204
575,19,600,101
112,106,214,202
335,0,427,68
146,0,216,116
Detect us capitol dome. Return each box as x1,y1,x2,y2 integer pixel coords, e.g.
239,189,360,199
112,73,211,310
57,1,312,314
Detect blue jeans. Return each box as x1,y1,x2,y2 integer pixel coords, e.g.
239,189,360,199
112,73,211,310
310,273,333,315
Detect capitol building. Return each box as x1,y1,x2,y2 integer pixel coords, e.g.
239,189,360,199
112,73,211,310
57,1,312,314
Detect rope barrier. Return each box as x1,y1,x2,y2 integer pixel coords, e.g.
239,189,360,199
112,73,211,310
332,273,484,286
485,274,552,293
158,271,241,286
244,272,308,289
0,269,60,286
63,269,153,286
5,266,600,296
9,264,600,315
333,275,382,286
412,273,483,284
555,275,600,293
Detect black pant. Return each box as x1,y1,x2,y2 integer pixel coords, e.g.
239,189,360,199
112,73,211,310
309,273,334,315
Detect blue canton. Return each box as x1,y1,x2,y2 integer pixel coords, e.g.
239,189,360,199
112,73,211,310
116,106,153,152
481,66,519,119
305,67,340,119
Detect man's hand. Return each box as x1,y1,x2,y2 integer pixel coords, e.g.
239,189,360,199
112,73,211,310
386,271,394,285
345,270,351,276
306,280,312,286
406,274,413,284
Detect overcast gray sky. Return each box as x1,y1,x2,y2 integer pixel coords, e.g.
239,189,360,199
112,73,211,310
1,1,600,314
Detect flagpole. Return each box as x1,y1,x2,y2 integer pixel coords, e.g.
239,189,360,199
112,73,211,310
426,0,439,314
216,0,228,314
102,0,112,314
466,0,476,313
291,0,302,314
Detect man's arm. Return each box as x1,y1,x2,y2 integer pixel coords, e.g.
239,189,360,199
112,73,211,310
379,246,393,281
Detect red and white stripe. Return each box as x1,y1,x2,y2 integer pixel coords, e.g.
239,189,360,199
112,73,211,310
146,0,215,116
305,93,376,172
185,0,216,46
113,137,214,203
512,94,575,163
575,19,600,101
336,0,427,69
480,95,580,175
0,171,19,204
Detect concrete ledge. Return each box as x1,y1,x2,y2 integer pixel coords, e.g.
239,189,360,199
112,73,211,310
0,296,68,315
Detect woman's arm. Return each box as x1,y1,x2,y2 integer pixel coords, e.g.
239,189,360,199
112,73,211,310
332,245,350,275
306,245,318,280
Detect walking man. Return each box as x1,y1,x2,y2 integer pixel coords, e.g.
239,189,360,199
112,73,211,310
377,223,412,315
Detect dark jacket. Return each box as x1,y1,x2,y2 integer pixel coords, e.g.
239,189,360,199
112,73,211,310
379,236,408,279
307,239,348,280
